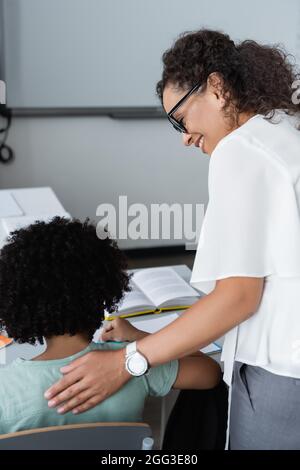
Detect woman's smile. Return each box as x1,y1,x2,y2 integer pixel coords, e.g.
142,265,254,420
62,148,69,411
199,135,205,151
194,134,205,151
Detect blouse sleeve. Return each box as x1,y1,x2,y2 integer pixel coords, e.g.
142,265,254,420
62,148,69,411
190,134,300,295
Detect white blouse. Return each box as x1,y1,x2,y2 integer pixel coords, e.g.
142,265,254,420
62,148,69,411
190,109,300,385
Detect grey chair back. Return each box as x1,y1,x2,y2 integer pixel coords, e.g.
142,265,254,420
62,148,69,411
0,422,153,450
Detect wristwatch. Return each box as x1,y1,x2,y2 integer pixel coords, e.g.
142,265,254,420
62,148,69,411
125,341,149,377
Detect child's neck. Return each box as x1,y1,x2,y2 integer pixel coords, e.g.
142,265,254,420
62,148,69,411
32,333,91,361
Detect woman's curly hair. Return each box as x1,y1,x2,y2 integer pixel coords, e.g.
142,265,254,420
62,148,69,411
0,217,130,345
156,28,300,128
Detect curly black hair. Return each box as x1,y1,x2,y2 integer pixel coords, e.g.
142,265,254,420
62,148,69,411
156,28,300,128
0,217,130,345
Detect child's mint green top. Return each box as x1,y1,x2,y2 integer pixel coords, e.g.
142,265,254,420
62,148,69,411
0,341,178,434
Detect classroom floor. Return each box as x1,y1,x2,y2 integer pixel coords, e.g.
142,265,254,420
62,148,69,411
125,246,195,449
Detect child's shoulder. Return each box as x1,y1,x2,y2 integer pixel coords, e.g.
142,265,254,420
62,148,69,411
0,358,22,375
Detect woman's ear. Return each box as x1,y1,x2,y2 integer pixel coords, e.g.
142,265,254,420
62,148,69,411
207,72,226,105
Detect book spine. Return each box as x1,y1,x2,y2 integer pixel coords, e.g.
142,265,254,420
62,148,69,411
105,308,160,321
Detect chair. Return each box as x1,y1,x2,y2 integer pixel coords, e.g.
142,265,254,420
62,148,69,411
0,422,153,450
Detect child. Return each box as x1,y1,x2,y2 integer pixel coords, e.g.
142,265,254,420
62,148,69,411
0,217,221,435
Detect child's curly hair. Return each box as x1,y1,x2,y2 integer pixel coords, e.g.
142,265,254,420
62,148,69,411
0,217,130,344
156,28,300,128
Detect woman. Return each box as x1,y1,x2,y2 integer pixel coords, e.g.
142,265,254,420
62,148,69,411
45,29,300,449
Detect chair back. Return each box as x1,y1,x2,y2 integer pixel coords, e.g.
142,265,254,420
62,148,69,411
0,422,153,450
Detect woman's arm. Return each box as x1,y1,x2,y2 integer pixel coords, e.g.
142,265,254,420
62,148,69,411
136,276,264,366
101,317,222,390
44,276,264,413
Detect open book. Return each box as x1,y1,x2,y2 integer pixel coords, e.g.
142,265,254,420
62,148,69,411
105,267,201,320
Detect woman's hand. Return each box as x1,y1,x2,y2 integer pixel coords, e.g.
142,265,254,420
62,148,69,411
44,319,149,414
101,317,149,342
44,348,131,414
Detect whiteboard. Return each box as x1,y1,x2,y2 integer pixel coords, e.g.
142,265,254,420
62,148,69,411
1,0,300,112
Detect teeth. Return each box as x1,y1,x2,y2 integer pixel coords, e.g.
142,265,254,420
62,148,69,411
199,135,204,149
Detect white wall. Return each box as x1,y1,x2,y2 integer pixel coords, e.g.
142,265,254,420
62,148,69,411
0,116,209,248
3,0,300,109
3,0,299,248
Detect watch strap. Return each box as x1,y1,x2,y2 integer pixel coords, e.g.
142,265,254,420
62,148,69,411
126,341,137,357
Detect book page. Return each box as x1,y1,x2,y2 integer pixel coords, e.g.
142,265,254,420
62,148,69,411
132,267,199,308
111,278,155,315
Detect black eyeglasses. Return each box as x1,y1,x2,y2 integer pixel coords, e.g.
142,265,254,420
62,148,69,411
167,83,202,133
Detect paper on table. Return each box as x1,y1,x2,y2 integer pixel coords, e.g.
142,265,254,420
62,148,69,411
12,187,68,216
0,192,23,218
2,213,71,237
200,343,221,354
129,313,179,334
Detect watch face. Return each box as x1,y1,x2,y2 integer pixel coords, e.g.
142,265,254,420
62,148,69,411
127,352,147,376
